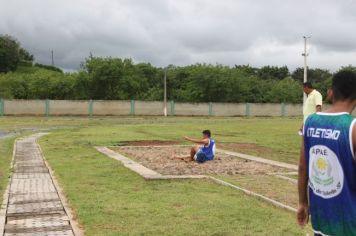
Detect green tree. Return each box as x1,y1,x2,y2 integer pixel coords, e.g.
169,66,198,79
339,65,356,73
257,66,289,80
267,78,302,103
0,35,21,72
0,35,34,73
81,57,125,99
19,47,34,62
291,68,332,84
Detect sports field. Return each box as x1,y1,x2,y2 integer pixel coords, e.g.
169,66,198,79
0,116,312,235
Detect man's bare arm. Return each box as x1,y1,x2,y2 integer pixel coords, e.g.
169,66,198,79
298,141,308,205
184,136,209,145
353,123,356,158
316,105,322,112
297,140,309,227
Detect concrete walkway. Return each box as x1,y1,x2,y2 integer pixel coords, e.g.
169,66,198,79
1,134,81,236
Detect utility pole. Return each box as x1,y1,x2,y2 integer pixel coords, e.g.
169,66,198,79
51,50,54,66
163,68,167,117
302,36,310,103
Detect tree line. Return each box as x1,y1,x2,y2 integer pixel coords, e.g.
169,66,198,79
0,35,353,103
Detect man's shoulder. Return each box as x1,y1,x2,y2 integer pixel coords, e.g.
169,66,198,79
312,90,322,96
305,113,318,124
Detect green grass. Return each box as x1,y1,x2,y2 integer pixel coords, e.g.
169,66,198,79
0,116,302,164
1,116,309,235
218,174,299,209
39,132,309,235
0,137,16,203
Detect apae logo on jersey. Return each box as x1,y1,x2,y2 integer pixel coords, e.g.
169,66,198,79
309,145,344,199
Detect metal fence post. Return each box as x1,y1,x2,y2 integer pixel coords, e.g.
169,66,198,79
281,103,286,117
130,99,135,115
45,99,50,117
89,99,93,117
0,98,4,116
245,103,251,117
170,100,175,116
209,102,213,116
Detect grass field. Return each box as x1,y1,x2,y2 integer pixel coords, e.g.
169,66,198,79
0,116,311,235
0,137,16,203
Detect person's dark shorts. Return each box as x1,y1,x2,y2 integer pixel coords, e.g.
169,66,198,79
194,150,207,163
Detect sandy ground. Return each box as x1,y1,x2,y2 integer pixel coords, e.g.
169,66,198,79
111,146,282,176
118,140,180,146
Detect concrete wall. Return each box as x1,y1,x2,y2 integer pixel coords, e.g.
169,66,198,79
3,100,44,115
135,101,164,116
285,104,303,117
213,103,246,116
93,100,130,116
1,99,354,117
49,100,89,115
249,103,282,117
174,102,210,116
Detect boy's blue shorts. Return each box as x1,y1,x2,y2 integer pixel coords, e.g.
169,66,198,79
194,150,207,163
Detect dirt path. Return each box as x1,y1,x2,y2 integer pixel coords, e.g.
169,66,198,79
1,134,81,236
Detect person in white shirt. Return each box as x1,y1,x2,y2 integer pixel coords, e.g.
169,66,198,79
299,82,323,135
303,82,323,122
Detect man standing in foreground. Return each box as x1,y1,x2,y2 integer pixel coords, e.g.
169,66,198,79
303,82,323,123
297,70,356,235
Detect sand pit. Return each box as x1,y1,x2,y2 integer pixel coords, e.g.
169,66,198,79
110,146,283,176
117,140,180,146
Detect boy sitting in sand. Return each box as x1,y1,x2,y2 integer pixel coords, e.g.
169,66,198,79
173,130,216,163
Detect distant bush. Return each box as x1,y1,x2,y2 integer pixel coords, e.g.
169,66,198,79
34,63,63,73
0,68,74,99
18,60,33,67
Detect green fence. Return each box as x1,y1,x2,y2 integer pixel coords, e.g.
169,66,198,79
130,100,135,115
170,101,175,116
0,98,4,116
45,99,50,116
89,99,93,116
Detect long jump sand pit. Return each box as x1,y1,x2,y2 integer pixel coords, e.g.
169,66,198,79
110,145,283,176
105,142,298,212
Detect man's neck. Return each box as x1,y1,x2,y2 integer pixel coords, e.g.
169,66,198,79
307,89,314,96
324,100,355,114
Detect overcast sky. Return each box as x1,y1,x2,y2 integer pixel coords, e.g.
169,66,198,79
1,0,355,71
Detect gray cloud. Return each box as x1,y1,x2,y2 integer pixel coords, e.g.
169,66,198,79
0,0,355,71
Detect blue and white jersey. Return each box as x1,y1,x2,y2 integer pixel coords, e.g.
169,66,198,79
304,112,356,236
200,138,216,160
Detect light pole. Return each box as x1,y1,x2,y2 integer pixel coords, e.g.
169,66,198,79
163,67,167,117
302,36,310,103
51,50,54,66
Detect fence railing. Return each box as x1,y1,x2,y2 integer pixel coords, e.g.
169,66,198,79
0,99,311,117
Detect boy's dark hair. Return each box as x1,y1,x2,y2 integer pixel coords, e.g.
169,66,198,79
202,130,211,137
303,82,313,88
332,70,356,101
